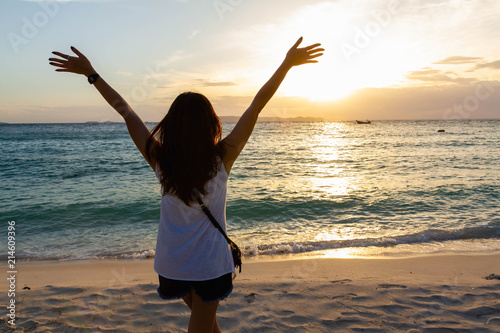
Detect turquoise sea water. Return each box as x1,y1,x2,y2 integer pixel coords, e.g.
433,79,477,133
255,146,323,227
1,120,499,261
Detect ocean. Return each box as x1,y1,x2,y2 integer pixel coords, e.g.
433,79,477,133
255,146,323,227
1,120,499,262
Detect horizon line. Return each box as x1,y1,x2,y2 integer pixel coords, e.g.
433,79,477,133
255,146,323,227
1,118,499,125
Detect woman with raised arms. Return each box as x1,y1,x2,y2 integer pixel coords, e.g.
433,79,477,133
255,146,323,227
49,37,323,333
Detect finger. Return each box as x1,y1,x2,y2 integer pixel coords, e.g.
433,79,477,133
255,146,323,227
303,43,321,51
308,53,323,59
49,62,67,68
70,46,85,58
308,48,325,54
49,58,66,64
307,51,324,57
307,49,325,55
55,68,72,72
52,51,69,59
292,37,303,49
304,60,319,64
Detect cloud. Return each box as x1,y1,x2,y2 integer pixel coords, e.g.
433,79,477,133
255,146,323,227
434,56,483,65
320,82,500,120
405,68,476,85
434,56,500,73
195,79,237,87
188,30,201,40
475,60,500,70
156,50,191,69
208,81,500,121
4,81,499,123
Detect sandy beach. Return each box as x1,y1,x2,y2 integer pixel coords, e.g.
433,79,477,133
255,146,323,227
2,253,500,332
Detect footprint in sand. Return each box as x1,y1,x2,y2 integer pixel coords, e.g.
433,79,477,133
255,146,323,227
245,292,257,303
331,279,353,284
331,293,357,300
377,283,407,289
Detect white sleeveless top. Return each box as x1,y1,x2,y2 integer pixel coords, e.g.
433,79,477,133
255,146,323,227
154,162,235,281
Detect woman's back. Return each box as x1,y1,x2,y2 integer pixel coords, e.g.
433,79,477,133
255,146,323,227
154,162,234,281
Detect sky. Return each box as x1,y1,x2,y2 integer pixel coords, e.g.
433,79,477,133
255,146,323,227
1,0,499,123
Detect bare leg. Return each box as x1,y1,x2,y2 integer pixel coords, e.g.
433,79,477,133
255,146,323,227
212,317,222,333
184,290,222,333
183,292,193,309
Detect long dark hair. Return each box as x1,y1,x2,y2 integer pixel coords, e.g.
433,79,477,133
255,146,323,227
146,92,225,205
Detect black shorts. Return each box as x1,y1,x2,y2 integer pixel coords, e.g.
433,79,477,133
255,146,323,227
157,273,233,303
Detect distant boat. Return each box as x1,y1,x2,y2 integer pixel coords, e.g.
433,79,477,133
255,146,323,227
356,120,371,124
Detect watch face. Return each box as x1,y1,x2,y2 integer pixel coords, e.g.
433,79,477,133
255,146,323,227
88,74,98,84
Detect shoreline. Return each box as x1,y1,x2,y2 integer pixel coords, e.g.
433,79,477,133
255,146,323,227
3,253,500,331
11,252,500,281
7,237,500,265
11,252,500,284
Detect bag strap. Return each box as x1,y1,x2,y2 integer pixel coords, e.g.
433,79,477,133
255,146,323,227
195,193,234,245
195,192,242,273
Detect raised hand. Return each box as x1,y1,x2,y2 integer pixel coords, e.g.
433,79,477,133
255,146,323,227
284,37,324,67
49,46,96,77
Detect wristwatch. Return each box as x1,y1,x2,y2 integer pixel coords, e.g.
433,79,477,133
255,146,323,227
88,73,100,85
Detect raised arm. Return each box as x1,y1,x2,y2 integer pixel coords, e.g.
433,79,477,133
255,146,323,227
222,37,323,173
49,47,159,170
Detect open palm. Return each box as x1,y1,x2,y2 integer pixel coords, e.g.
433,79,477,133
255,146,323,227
284,37,324,67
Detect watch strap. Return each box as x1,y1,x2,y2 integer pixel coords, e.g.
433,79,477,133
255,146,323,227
88,73,99,84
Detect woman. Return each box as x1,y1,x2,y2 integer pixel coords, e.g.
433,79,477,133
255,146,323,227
49,37,323,332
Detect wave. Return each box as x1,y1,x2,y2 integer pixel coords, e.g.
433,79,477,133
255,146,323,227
242,221,500,256
9,221,499,262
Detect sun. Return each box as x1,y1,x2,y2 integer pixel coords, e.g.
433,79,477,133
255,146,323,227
254,1,416,102
220,1,419,103
281,61,358,102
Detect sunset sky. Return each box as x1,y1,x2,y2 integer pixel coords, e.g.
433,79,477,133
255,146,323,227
1,0,499,123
